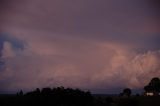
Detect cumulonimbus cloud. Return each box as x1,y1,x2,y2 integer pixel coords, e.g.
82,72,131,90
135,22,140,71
0,35,160,93
0,0,160,93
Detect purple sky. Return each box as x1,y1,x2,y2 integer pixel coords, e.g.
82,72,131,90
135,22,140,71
0,0,160,94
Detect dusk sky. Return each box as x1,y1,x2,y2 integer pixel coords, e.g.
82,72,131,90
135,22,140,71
0,0,160,94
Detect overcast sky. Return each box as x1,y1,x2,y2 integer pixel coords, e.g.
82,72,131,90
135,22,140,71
0,0,160,93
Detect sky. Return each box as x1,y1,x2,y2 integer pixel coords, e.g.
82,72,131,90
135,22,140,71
0,0,160,94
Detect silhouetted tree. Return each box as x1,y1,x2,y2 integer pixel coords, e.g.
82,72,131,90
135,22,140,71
17,90,23,96
144,77,160,92
144,85,152,92
41,87,52,94
35,88,40,94
123,88,132,97
22,86,93,106
19,90,23,96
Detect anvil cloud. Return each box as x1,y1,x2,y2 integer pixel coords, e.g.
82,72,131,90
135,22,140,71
0,0,160,93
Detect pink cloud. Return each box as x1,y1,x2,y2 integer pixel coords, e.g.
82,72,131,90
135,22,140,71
0,0,160,93
0,34,160,93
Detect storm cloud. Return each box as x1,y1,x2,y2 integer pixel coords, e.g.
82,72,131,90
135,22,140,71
0,0,160,93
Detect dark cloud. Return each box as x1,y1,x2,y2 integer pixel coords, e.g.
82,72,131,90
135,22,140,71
0,33,24,51
148,0,160,10
0,0,159,48
0,34,24,71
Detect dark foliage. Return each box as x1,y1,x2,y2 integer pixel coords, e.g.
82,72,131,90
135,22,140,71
0,77,160,106
120,88,132,97
0,87,93,106
144,77,160,92
118,98,139,106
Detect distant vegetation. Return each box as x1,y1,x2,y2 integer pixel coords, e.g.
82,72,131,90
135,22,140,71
144,77,160,94
0,77,160,106
1,87,93,106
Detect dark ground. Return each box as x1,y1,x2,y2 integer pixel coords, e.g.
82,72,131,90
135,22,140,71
0,93,160,106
